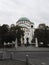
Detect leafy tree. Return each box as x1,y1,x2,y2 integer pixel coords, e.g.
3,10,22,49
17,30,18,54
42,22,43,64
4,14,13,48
34,24,49,47
0,24,24,47
0,24,9,47
10,25,24,46
15,25,24,46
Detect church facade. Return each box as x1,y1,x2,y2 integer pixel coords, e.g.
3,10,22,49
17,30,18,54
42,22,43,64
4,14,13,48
16,17,35,45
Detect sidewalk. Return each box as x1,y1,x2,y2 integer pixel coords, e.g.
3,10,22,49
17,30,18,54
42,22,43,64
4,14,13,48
0,46,49,52
0,60,26,65
14,46,49,52
0,46,49,65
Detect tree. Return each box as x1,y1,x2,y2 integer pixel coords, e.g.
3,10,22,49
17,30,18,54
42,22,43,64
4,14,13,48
0,24,9,47
15,25,24,46
10,25,24,46
34,23,49,47
0,24,24,47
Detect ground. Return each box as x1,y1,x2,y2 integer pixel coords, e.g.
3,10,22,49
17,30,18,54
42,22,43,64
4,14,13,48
0,46,49,65
0,60,26,65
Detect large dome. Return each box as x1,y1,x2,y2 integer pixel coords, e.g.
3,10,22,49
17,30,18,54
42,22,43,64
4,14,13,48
17,17,31,22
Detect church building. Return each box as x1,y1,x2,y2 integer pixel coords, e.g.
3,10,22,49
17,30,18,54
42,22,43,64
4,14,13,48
16,17,35,45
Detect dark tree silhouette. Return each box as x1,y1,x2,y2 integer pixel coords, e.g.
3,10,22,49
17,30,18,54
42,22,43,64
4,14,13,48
10,25,24,46
0,24,9,47
34,24,49,47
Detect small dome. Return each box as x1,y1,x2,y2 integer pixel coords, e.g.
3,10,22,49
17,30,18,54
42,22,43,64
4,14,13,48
17,17,31,22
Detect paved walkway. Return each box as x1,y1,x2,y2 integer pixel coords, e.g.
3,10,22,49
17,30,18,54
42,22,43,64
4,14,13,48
0,46,49,52
0,60,26,65
15,46,49,52
0,46,49,65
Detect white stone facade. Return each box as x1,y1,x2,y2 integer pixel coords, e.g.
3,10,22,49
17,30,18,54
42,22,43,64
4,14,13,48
16,17,35,45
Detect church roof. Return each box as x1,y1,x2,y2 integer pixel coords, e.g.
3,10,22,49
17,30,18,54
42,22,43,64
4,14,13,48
17,17,34,24
17,17,31,22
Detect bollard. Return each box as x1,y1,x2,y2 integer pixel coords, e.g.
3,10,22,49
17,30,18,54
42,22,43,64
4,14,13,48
41,62,46,65
26,55,29,65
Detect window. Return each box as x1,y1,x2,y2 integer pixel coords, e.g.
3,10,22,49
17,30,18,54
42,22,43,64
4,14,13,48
31,25,33,28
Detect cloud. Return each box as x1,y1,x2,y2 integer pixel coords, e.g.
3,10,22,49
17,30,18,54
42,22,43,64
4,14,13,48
0,0,49,27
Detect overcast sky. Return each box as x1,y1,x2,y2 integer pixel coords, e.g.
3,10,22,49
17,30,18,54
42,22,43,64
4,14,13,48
0,0,49,27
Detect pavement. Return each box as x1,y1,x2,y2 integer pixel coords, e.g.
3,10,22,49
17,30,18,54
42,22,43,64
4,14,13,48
1,45,49,52
0,60,26,65
15,46,49,52
0,46,49,65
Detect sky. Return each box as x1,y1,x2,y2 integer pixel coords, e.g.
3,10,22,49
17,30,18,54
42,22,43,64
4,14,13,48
0,0,49,28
